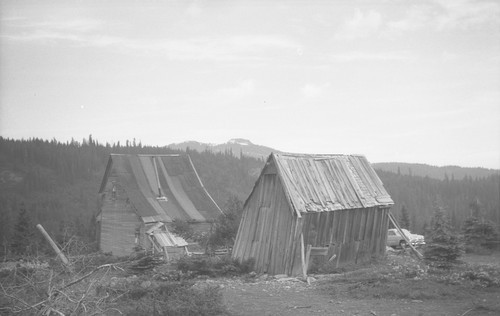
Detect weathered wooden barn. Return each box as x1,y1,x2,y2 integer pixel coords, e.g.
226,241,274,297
96,154,222,257
232,153,394,276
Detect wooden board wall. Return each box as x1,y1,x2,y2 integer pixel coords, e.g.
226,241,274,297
301,206,389,270
232,173,296,275
99,175,141,256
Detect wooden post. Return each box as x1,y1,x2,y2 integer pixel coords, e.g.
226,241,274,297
36,224,72,269
305,244,312,275
163,246,170,261
300,234,307,279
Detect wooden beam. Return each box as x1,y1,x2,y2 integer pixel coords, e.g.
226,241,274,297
163,246,170,261
305,244,312,274
300,233,307,279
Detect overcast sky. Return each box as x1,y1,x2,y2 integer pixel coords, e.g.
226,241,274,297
1,0,499,169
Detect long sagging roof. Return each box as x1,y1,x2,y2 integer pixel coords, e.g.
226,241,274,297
100,154,222,222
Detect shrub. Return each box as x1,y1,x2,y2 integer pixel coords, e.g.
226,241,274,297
424,203,464,268
122,281,227,316
171,219,196,240
177,255,254,277
462,216,499,251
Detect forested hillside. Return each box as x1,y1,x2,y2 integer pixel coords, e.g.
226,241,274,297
0,136,498,256
0,137,263,255
373,162,498,180
378,170,499,233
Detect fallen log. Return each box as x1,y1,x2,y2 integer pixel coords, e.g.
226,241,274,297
36,224,73,271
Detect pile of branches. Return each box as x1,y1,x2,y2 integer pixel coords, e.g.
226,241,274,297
0,251,175,315
127,255,164,272
0,257,127,315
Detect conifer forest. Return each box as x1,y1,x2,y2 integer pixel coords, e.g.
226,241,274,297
0,136,498,257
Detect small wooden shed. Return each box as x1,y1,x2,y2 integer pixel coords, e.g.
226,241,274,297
232,153,394,276
96,154,222,257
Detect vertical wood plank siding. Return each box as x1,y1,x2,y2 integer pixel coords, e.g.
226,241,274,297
232,174,295,274
100,175,140,256
301,207,388,269
234,196,390,274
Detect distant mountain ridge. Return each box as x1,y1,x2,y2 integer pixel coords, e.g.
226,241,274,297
167,138,280,159
372,162,498,180
167,139,498,180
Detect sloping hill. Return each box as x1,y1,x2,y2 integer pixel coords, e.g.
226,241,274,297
373,162,498,180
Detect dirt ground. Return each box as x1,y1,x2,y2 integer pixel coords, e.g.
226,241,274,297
2,252,498,315
216,278,499,316
202,252,500,316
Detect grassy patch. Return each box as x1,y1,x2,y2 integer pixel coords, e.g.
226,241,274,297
177,254,254,278
115,281,228,316
317,253,500,302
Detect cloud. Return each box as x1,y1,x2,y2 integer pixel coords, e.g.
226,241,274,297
1,13,299,61
301,83,330,98
186,1,203,18
213,80,255,99
440,51,460,62
334,0,500,40
334,10,382,40
182,79,256,107
385,4,435,34
5,18,104,33
386,0,500,34
434,0,500,30
331,51,413,62
1,17,107,45
3,25,299,62
2,30,85,43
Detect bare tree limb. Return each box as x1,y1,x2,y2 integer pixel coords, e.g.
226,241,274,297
0,282,31,308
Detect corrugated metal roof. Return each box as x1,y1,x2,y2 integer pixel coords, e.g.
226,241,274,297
272,153,393,213
146,222,189,247
101,154,222,223
153,231,188,247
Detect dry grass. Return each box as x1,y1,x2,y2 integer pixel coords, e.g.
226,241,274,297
317,251,500,303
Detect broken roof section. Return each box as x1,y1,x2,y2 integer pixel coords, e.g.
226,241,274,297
269,153,394,214
146,222,189,248
100,154,222,223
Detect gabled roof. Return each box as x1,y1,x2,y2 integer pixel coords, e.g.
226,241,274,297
257,153,393,214
100,154,222,222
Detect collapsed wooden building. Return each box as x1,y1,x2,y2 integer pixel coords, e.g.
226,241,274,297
96,154,222,257
232,153,394,276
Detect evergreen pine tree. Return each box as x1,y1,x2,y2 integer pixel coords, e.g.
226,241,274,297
208,195,243,249
10,205,35,255
462,198,499,250
422,220,429,235
399,205,411,229
424,203,464,268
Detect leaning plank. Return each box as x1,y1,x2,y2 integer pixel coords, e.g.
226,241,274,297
36,224,72,271
388,211,423,259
